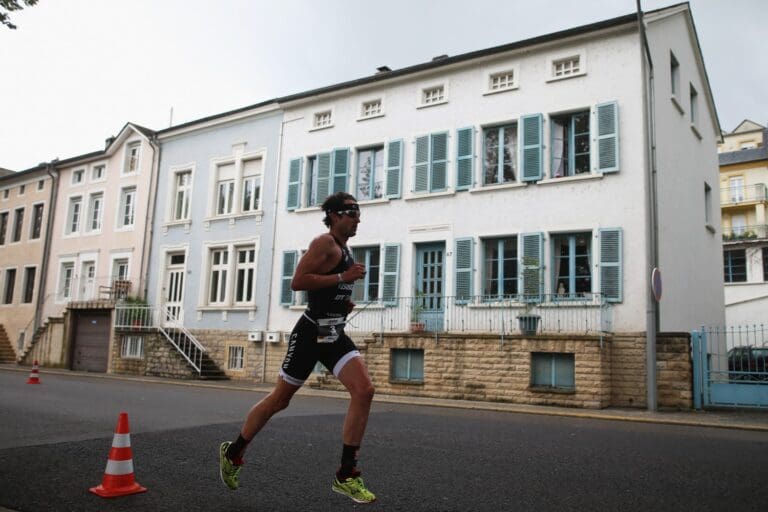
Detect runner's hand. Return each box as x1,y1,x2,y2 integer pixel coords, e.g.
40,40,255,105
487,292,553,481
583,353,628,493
342,263,366,283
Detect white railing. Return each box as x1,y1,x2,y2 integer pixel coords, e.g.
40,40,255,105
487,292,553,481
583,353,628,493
344,293,612,336
59,275,133,303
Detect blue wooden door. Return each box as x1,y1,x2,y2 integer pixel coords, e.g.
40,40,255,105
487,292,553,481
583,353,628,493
415,243,445,331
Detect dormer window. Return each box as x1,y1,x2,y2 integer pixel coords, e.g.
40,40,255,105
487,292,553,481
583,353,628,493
313,111,333,129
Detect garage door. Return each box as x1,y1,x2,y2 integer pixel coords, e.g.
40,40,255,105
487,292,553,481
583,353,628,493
72,311,111,372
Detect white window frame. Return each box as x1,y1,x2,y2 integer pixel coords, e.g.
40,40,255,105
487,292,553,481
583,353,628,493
484,65,519,95
358,98,384,121
241,158,263,214
123,141,141,175
110,254,130,282
234,246,257,305
90,162,107,182
117,186,137,230
65,196,82,236
57,260,76,303
208,248,229,305
311,109,334,130
71,168,85,186
227,345,245,370
546,50,587,82
86,191,104,233
121,335,143,359
173,168,193,221
418,82,448,108
199,238,260,310
207,150,266,222
355,146,385,201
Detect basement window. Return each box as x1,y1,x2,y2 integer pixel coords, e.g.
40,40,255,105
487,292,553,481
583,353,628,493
531,352,575,390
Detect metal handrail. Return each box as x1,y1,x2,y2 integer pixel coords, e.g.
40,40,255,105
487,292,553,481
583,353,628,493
157,304,206,374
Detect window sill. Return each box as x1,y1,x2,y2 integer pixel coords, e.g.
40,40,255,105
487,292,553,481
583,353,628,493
293,206,322,214
690,124,702,140
357,113,385,122
289,304,308,311
545,71,586,83
357,197,390,206
469,182,527,194
204,211,264,226
529,386,576,395
404,190,456,201
309,124,334,132
416,100,448,110
115,226,136,232
197,306,257,312
670,95,685,115
705,224,716,234
538,173,603,185
483,85,519,96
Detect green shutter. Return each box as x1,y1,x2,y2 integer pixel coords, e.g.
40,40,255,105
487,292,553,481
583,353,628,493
414,136,429,192
454,237,474,303
385,139,403,199
381,244,400,305
521,114,543,182
599,228,622,302
597,102,619,173
430,132,448,191
332,148,349,193
287,158,302,210
456,127,473,191
280,251,298,305
521,232,543,301
316,152,331,203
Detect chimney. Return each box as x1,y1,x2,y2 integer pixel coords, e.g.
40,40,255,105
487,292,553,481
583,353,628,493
105,136,116,149
376,66,391,74
432,54,449,61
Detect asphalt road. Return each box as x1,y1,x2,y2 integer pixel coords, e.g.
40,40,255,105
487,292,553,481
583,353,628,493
0,370,767,511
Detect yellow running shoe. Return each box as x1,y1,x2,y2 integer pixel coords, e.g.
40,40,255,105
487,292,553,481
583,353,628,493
332,475,377,504
218,441,241,490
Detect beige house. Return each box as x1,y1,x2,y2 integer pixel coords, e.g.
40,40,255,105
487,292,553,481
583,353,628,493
718,120,768,324
0,165,55,361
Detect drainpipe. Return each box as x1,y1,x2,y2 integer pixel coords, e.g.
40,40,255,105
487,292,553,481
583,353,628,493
638,0,659,411
139,133,162,302
34,159,59,332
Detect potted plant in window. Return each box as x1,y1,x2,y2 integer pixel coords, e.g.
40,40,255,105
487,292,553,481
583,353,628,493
410,289,426,333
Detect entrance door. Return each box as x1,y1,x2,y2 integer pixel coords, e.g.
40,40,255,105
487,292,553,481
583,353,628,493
163,252,185,326
414,243,445,331
80,261,96,300
71,311,110,372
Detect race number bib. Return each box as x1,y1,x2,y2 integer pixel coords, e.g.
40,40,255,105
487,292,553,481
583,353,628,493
317,317,346,344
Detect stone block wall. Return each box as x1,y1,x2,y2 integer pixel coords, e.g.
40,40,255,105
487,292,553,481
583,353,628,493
110,330,196,379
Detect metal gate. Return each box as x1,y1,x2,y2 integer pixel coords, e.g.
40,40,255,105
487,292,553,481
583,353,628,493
691,325,768,409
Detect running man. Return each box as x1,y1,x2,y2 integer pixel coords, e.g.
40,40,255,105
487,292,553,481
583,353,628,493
219,192,377,504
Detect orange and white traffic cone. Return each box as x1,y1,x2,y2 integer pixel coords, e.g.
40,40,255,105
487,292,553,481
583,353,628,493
26,360,41,384
89,412,147,498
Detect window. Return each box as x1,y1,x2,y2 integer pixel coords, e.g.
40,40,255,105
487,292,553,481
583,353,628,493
66,197,82,235
553,56,580,77
11,207,23,242
690,84,698,123
112,258,129,281
483,237,518,299
209,249,229,304
724,249,747,283
483,124,517,185
361,100,382,118
313,111,332,129
763,248,768,282
22,267,36,303
2,189,7,199
29,204,43,239
305,156,320,207
357,146,384,200
531,352,575,390
0,211,8,245
118,187,136,228
91,164,105,181
173,170,192,221
390,349,424,382
421,85,445,106
704,183,712,225
18,184,25,195
124,142,140,174
729,177,744,203
489,70,515,91
37,180,44,190
352,247,381,302
552,232,592,297
121,335,143,359
731,214,746,236
552,111,590,177
71,169,84,185
241,159,262,213
670,52,679,97
3,268,16,304
216,163,235,215
87,193,103,232
414,132,448,193
228,345,244,370
235,248,256,304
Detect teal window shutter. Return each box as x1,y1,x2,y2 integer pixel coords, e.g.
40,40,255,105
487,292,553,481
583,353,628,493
599,228,622,302
381,244,401,305
430,132,448,191
385,139,403,199
456,127,474,191
454,237,474,303
596,102,619,173
521,114,543,182
287,158,302,210
521,232,543,301
332,148,349,193
280,251,298,306
316,152,331,203
414,136,429,192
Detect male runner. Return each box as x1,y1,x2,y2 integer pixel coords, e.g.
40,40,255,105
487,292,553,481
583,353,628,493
219,192,377,504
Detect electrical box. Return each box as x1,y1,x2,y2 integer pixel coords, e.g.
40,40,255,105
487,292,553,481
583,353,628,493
265,331,281,343
247,331,263,342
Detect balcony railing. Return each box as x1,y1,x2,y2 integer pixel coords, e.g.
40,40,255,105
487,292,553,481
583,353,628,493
720,184,767,205
57,275,133,303
344,294,612,337
722,224,768,241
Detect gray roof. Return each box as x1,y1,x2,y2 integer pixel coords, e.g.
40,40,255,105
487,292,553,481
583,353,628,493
719,130,768,166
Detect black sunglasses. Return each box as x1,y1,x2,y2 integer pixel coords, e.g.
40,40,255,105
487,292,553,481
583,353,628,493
336,209,360,219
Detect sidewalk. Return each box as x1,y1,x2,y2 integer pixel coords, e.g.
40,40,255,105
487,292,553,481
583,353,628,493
3,364,767,432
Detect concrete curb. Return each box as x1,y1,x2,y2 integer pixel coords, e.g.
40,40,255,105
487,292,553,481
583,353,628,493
3,365,767,432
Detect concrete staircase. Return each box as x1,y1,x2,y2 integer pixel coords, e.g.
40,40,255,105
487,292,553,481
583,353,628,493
0,325,16,363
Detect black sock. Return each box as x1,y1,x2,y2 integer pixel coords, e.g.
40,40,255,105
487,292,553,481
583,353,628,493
226,434,251,464
337,444,360,480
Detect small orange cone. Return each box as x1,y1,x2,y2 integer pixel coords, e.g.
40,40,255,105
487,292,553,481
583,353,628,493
89,412,147,498
26,360,41,384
